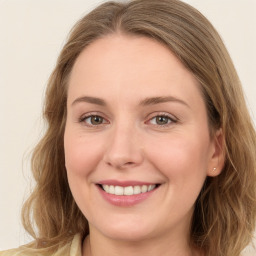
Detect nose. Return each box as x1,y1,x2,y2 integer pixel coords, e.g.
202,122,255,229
103,124,144,170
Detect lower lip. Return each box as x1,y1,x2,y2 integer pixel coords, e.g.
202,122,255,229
97,186,158,207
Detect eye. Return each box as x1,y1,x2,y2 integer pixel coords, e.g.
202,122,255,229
147,114,177,126
80,114,108,126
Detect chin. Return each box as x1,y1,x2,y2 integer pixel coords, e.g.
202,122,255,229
92,216,157,242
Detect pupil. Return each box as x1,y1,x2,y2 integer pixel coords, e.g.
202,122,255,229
92,116,102,125
157,116,168,125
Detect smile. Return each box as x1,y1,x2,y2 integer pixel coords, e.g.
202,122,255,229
97,181,161,206
101,184,157,196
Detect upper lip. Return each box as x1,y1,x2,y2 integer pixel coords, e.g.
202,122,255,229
97,180,159,187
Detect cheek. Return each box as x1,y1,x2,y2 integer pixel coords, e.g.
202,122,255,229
64,129,105,216
64,130,104,177
146,135,210,220
145,133,210,188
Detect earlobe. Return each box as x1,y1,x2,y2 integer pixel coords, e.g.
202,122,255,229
207,128,225,177
209,166,221,177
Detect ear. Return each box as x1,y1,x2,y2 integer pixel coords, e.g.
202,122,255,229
207,128,225,177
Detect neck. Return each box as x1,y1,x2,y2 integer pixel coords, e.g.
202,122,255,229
82,228,202,256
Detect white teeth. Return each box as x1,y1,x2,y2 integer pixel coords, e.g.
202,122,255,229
133,185,141,194
115,186,124,195
124,186,133,195
148,185,156,192
109,185,115,194
141,185,148,193
102,185,109,192
101,184,157,195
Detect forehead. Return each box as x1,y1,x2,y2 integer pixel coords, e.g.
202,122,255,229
67,34,202,107
70,34,192,81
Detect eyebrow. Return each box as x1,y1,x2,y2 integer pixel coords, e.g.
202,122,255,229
71,95,189,108
71,96,106,106
139,96,190,108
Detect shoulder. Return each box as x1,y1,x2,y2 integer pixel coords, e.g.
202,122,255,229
0,234,82,256
0,247,30,256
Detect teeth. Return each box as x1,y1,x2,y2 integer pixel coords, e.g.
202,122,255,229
109,185,115,194
148,185,155,192
133,185,141,194
115,186,124,195
141,185,148,193
124,186,133,195
101,184,156,195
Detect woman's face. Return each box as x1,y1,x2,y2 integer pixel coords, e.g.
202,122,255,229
64,34,222,242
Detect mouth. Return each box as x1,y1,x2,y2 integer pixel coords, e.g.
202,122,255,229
96,181,161,206
97,183,160,196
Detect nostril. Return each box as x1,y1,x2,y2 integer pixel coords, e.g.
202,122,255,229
125,162,134,165
106,160,137,169
118,161,137,169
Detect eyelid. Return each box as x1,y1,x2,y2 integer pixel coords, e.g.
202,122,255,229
79,112,110,127
145,112,178,126
77,111,178,128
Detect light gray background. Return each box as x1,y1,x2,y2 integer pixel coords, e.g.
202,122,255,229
0,0,255,254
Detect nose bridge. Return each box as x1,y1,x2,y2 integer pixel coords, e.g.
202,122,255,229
104,116,143,169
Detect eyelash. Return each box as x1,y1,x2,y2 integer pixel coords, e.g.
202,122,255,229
146,113,177,127
79,112,109,127
78,112,178,128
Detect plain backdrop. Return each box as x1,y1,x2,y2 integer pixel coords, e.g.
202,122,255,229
0,0,255,254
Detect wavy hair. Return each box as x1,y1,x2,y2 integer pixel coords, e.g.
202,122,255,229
22,0,256,255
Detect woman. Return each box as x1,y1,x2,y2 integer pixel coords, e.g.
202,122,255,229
1,0,255,255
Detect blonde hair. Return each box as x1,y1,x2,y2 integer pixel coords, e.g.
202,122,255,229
22,0,256,255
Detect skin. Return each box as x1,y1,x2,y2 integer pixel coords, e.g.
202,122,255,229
64,34,224,256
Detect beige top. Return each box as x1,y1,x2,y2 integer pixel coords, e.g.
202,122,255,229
0,234,82,256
